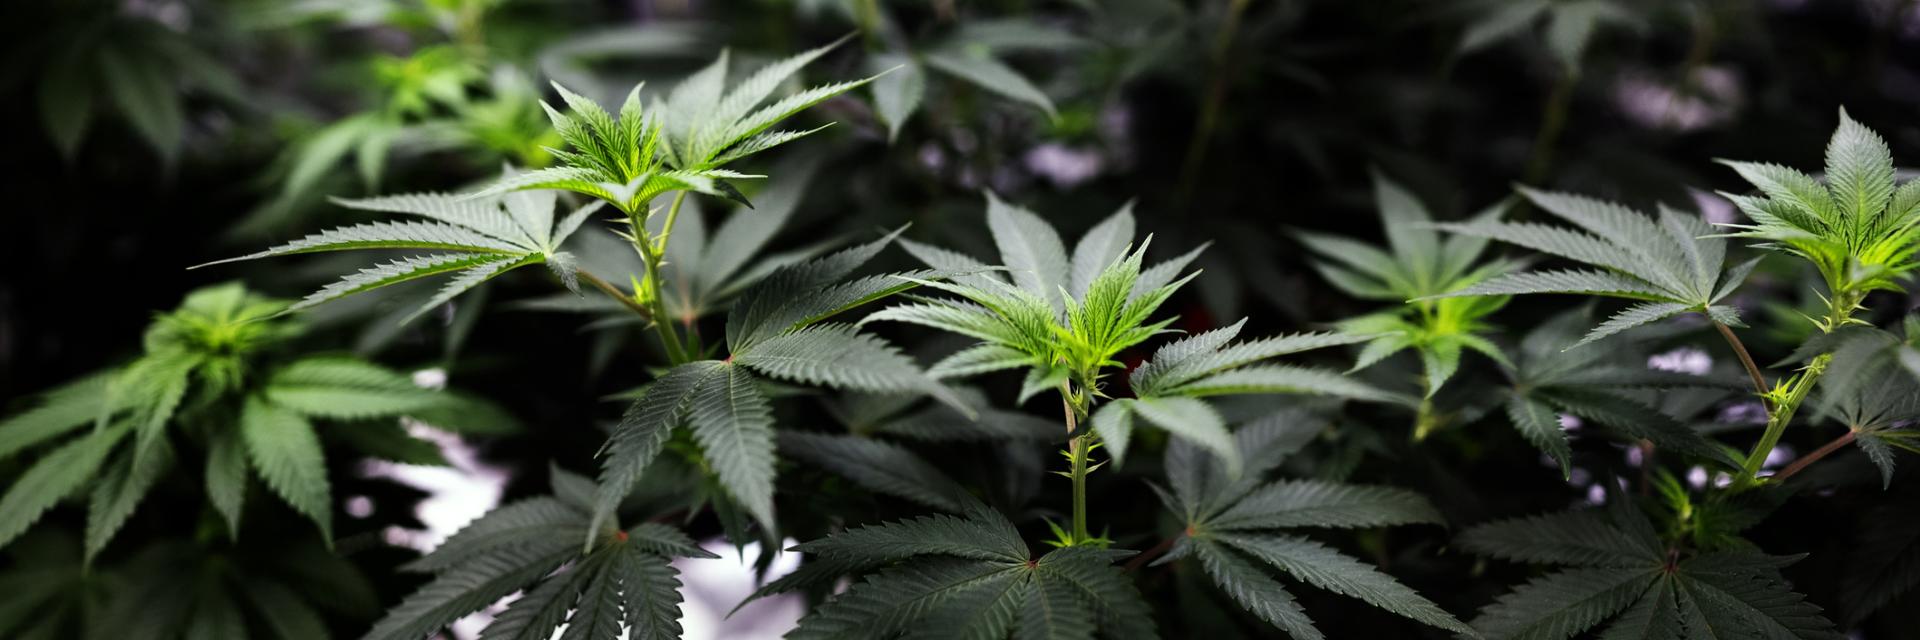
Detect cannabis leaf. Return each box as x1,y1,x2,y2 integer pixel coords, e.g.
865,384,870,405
1715,109,1920,318
1434,187,1758,347
483,41,878,214
1459,497,1840,639
1298,170,1521,397
1097,318,1392,471
871,195,1383,472
780,430,977,513
1497,310,1742,476
1456,0,1639,74
865,19,1080,138
367,468,716,640
1151,411,1469,638
590,232,953,541
202,182,604,323
658,38,880,176
29,9,243,161
1811,322,1920,487
0,284,509,557
764,504,1156,640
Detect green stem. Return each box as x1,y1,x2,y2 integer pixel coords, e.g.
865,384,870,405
1712,319,1771,406
1733,353,1826,488
1773,429,1857,483
1070,434,1091,544
577,269,652,320
1174,0,1250,206
1522,70,1577,185
1060,384,1094,545
631,194,691,365
1730,290,1859,489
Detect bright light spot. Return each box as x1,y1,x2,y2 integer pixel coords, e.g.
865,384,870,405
1648,347,1713,375
412,367,449,390
345,495,374,518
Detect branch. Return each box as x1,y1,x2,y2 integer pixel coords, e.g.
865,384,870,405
1124,535,1180,572
578,269,652,320
1712,319,1770,407
1772,430,1857,483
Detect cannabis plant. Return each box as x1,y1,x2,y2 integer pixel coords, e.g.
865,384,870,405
1299,171,1519,438
1153,411,1472,638
869,195,1392,545
365,468,712,640
1460,495,1839,639
1301,172,1517,399
0,283,509,559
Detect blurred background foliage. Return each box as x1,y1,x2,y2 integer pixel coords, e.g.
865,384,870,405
4,0,1920,637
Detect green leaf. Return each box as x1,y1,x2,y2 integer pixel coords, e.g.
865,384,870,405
1573,301,1695,348
1826,107,1897,222
1457,509,1661,567
1214,532,1471,634
407,497,588,573
366,544,577,640
1207,480,1443,531
478,555,592,640
591,361,720,542
789,559,1021,640
1506,396,1573,478
1032,546,1157,640
1191,538,1319,639
1129,397,1240,477
1470,568,1657,640
86,437,174,560
1070,204,1138,301
870,55,925,142
204,427,248,537
1090,402,1136,469
735,324,935,393
0,422,129,551
686,363,777,531
985,192,1072,311
780,431,974,512
98,45,183,159
559,557,623,640
265,357,440,419
240,397,332,541
1677,552,1840,640
616,546,686,640
791,508,1027,565
0,371,113,460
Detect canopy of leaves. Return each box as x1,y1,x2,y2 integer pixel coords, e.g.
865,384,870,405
1716,109,1920,307
479,42,878,214
1435,187,1758,348
1459,497,1839,639
1496,310,1742,476
1151,412,1469,639
590,233,954,539
1299,170,1520,396
202,180,604,323
763,504,1157,640
0,284,512,558
365,468,716,640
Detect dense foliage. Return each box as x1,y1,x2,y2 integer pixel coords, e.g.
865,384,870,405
8,0,1920,638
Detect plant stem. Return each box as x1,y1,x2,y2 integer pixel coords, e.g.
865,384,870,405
1060,384,1094,546
1734,353,1827,490
1174,0,1250,205
1731,290,1860,489
577,269,653,319
1070,434,1091,545
1712,319,1771,406
1522,70,1577,185
631,196,690,364
1124,535,1179,572
1772,430,1856,483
